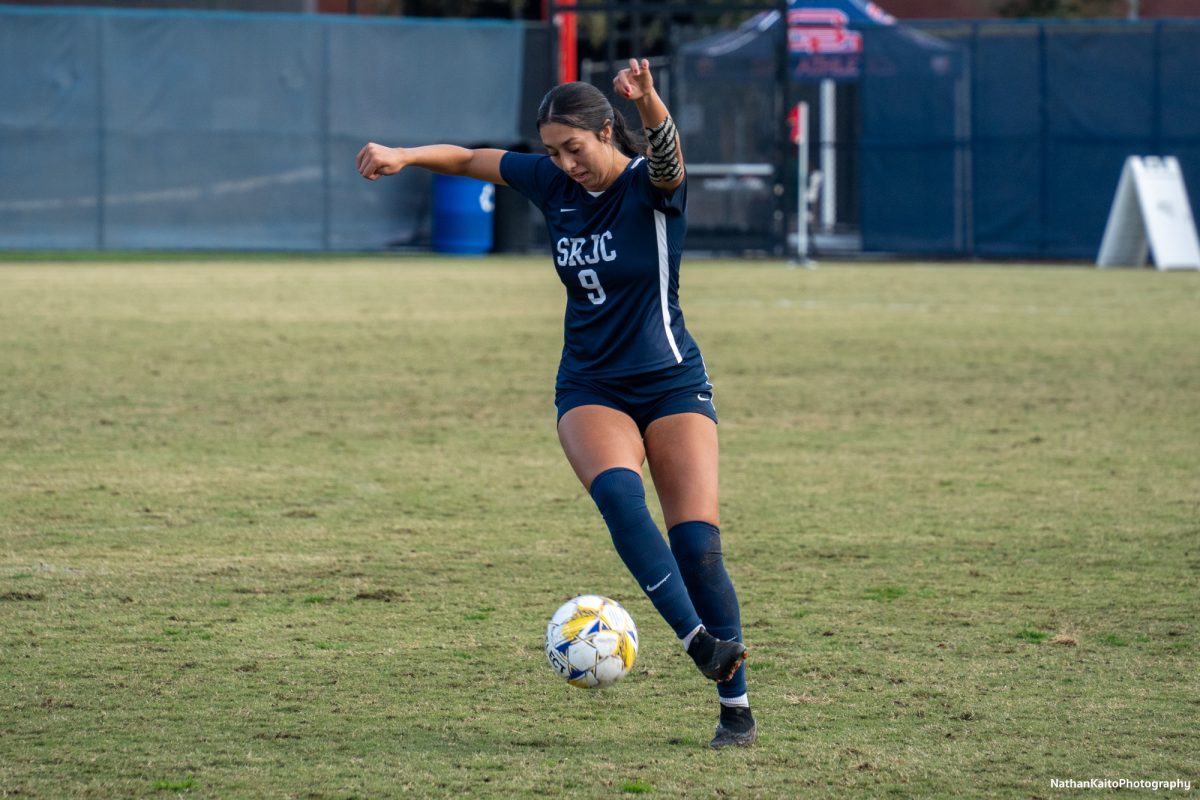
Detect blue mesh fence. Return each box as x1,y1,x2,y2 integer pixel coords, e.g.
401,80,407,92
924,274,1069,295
7,9,1198,259
0,7,525,251
861,19,1200,259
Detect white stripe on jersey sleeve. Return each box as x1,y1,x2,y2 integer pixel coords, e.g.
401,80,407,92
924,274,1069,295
654,209,683,364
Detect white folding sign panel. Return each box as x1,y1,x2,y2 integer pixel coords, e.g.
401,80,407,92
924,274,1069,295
1097,156,1200,271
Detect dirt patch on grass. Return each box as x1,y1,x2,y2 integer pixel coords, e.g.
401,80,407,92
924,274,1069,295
0,591,45,602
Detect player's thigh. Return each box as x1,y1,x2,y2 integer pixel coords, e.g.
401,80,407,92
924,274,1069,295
557,404,646,491
643,412,719,529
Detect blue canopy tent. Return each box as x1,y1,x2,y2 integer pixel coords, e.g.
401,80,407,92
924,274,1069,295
683,0,902,83
676,1,964,254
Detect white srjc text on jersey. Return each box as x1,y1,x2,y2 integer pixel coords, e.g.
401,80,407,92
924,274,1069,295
556,231,617,267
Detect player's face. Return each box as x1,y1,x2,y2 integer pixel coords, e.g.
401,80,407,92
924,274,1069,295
541,122,617,192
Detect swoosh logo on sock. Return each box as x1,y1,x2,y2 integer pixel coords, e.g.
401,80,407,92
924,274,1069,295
645,573,671,592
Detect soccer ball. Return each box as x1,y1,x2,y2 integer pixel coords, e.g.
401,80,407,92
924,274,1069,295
545,595,638,688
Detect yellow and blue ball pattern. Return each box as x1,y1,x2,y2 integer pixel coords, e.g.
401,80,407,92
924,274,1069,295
545,595,638,688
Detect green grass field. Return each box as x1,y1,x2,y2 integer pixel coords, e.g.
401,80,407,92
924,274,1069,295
1,257,1197,798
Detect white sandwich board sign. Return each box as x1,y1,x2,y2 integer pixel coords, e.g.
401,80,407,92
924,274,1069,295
1096,156,1200,271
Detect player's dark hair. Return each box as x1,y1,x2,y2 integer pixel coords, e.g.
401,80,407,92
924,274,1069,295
537,82,645,157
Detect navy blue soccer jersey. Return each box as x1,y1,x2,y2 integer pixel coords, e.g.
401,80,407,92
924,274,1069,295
500,152,700,379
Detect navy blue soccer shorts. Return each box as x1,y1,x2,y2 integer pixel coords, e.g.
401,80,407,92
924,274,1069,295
555,356,718,435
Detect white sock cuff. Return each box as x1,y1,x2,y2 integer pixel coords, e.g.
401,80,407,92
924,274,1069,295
681,624,704,652
719,693,750,708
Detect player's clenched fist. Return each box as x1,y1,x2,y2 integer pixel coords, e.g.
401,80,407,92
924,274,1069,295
613,58,654,101
356,142,406,181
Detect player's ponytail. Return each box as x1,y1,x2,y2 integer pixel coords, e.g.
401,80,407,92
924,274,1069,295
538,82,646,158
608,111,644,159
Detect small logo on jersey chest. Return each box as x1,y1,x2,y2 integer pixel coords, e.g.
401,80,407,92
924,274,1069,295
556,231,617,267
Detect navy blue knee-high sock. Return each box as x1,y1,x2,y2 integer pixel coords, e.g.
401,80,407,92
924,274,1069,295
668,520,748,703
589,468,703,639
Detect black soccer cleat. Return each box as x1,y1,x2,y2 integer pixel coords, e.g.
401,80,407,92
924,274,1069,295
687,629,747,683
710,705,758,749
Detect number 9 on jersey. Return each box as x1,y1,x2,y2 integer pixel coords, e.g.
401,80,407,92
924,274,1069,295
578,269,606,305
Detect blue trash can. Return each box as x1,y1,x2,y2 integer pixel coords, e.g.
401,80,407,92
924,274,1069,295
432,174,495,255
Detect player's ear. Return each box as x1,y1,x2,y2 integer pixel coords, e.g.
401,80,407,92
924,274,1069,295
599,119,613,145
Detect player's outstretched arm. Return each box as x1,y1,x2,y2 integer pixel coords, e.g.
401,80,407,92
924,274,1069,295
613,59,683,192
355,144,507,185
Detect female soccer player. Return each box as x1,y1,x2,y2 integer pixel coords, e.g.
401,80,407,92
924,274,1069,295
356,60,756,748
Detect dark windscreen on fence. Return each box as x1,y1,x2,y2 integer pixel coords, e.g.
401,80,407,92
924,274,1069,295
861,19,1200,259
0,7,526,250
4,7,1198,258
